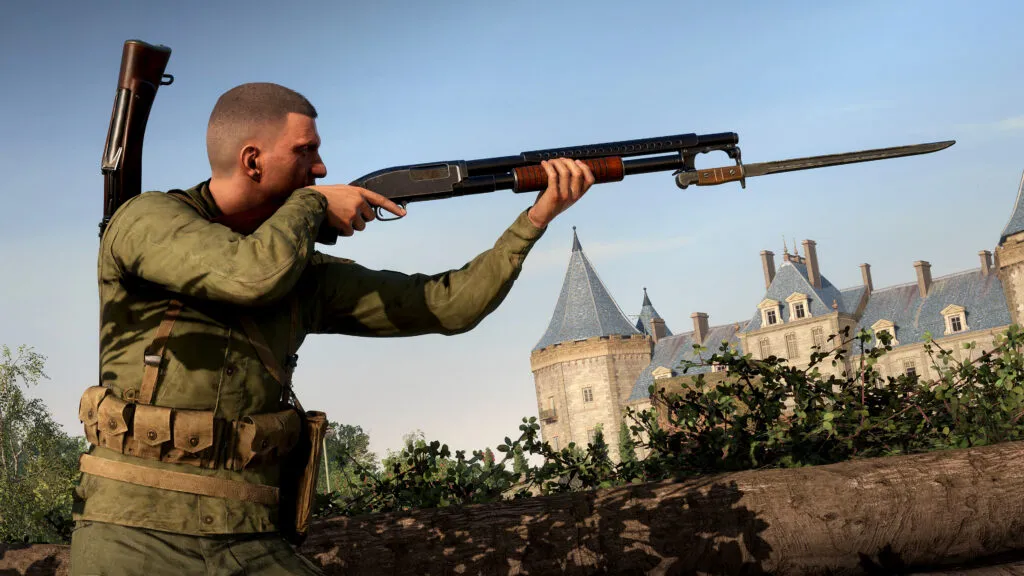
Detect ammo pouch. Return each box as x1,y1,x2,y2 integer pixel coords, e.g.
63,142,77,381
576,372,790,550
78,385,302,470
277,409,328,545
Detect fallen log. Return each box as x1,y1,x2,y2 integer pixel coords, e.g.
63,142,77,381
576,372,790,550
6,440,1024,575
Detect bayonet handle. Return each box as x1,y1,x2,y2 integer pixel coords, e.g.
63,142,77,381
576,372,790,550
696,165,745,186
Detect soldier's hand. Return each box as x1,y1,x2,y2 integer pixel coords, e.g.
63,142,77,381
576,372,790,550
307,184,406,237
527,158,596,229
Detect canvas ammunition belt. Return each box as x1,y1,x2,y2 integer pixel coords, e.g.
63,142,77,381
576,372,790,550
78,385,301,472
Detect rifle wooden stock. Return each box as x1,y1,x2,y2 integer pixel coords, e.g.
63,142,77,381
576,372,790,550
100,39,172,236
512,157,624,192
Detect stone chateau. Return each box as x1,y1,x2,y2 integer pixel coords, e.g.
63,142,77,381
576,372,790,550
530,172,1024,462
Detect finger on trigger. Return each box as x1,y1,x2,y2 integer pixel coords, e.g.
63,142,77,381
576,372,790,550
363,189,406,217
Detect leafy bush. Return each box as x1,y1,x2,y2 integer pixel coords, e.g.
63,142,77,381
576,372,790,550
315,325,1024,518
10,322,1024,543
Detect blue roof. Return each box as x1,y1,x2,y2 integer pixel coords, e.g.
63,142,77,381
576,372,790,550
534,229,641,351
627,323,744,402
840,285,867,316
999,170,1024,244
635,288,672,336
743,259,857,332
854,268,1011,348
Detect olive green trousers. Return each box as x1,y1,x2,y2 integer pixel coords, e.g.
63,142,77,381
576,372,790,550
70,521,323,576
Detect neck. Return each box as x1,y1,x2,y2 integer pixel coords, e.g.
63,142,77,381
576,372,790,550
208,175,260,215
208,175,281,234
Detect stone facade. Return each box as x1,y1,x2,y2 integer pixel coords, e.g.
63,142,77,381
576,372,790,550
530,335,650,461
531,172,1024,463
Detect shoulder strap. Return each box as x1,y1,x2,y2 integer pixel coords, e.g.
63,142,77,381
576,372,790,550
138,299,184,404
239,299,304,412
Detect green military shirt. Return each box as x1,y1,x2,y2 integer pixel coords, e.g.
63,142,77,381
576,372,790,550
74,180,545,535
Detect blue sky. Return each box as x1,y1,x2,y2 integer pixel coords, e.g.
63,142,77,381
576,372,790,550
1,0,1022,459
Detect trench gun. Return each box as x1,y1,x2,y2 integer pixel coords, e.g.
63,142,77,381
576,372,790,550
98,39,955,248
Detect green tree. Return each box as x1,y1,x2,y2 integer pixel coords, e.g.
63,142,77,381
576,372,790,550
0,345,84,544
512,445,528,475
316,421,378,500
618,421,636,463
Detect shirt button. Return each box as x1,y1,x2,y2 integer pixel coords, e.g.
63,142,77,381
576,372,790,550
203,515,214,524
189,436,200,448
108,418,118,430
147,430,158,441
225,365,236,376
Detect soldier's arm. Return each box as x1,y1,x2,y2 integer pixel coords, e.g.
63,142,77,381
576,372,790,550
104,188,327,306
308,209,545,336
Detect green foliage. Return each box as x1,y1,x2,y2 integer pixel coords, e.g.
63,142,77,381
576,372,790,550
618,421,637,463
13,320,1024,542
311,324,1024,518
316,421,378,501
0,345,84,544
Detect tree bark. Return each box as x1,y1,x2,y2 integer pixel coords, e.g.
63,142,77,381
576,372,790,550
7,441,1024,575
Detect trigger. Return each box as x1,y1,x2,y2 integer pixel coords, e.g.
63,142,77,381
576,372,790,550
375,203,406,222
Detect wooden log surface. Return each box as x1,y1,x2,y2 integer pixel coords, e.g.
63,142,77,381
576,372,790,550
6,441,1024,575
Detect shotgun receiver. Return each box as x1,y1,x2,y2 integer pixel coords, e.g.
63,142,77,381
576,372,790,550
318,133,954,245
99,39,174,237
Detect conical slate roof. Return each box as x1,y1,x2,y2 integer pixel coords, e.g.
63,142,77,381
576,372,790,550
635,288,672,336
999,170,1024,245
533,228,641,351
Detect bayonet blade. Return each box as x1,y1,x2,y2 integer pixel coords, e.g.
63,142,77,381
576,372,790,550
675,140,955,189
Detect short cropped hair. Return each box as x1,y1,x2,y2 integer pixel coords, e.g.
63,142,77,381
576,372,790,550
206,82,318,176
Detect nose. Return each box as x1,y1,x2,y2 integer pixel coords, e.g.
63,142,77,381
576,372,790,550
312,157,327,179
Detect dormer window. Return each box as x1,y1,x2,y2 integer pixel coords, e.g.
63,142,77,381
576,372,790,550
786,293,812,321
941,305,968,335
758,299,782,327
871,319,898,347
651,366,673,380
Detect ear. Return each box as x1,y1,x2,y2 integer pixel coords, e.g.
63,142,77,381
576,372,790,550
241,145,261,183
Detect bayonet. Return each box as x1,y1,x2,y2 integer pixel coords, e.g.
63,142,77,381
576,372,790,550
673,140,956,189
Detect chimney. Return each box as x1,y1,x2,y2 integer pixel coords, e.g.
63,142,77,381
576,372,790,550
691,312,709,345
802,240,821,288
860,263,873,293
760,250,776,289
649,317,668,343
914,261,932,298
979,250,993,276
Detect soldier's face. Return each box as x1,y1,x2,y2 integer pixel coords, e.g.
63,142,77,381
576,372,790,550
262,113,327,198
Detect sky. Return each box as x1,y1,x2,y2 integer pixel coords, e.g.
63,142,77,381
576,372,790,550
1,0,1023,461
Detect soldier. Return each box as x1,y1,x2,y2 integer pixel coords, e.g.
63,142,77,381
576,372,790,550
69,82,595,575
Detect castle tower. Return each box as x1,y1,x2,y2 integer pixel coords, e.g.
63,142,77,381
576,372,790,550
996,171,1024,325
530,228,652,461
635,287,672,342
